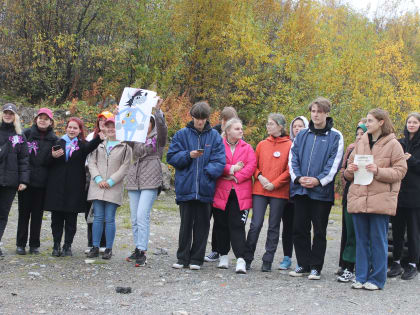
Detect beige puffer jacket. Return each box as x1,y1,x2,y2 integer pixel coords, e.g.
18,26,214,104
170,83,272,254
344,133,407,216
87,142,132,205
125,109,167,191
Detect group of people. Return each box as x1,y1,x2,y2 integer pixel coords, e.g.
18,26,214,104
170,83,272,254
0,96,419,291
167,98,419,291
0,99,167,268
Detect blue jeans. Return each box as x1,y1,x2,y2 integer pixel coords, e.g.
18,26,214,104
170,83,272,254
92,200,118,249
128,189,158,251
352,213,389,289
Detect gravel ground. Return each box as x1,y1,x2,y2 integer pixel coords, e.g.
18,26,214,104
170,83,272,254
0,191,419,315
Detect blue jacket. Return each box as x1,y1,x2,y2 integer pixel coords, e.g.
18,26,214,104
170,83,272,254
167,121,226,204
288,117,344,202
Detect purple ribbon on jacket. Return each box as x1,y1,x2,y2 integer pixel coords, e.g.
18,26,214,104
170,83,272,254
27,141,39,155
145,137,157,152
69,140,79,158
9,135,23,148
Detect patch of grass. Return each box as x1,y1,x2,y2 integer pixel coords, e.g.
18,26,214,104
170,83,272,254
92,260,108,265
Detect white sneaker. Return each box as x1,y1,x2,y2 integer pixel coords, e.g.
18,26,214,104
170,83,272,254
363,282,379,290
235,258,246,274
84,247,92,254
351,281,363,289
337,269,355,283
189,264,201,270
218,255,229,269
172,262,184,269
99,247,106,253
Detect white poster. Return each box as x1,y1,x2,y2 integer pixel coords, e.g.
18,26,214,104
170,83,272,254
115,87,157,143
354,154,374,185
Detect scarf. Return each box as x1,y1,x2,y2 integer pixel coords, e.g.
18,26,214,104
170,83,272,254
62,134,79,161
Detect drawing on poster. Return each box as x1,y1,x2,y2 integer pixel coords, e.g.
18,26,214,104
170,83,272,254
115,87,157,142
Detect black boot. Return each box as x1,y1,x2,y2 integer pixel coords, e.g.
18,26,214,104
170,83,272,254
52,243,61,257
387,261,403,278
261,261,272,272
29,247,40,255
401,264,418,280
86,246,99,258
62,244,72,257
16,246,26,255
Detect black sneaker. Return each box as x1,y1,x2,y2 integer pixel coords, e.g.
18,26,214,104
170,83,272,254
87,246,99,258
62,245,72,257
52,244,61,257
246,261,252,271
135,251,147,267
102,248,112,260
16,246,26,255
204,251,220,262
289,265,310,277
126,248,140,262
387,262,403,278
29,247,40,255
308,269,321,280
261,261,272,272
401,264,418,280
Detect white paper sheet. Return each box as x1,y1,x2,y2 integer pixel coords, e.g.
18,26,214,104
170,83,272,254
115,87,157,143
354,154,374,185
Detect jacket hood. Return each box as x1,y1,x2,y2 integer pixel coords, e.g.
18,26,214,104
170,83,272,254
309,117,334,135
289,116,309,140
266,135,291,143
147,114,157,139
186,120,212,134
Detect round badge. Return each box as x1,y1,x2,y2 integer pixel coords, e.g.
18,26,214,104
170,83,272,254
273,151,281,158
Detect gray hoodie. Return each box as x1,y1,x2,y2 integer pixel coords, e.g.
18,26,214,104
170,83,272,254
289,116,309,141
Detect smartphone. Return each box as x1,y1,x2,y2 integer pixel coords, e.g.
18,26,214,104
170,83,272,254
197,149,204,153
52,145,62,151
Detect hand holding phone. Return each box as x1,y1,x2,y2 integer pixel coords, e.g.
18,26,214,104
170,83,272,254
190,149,204,159
52,145,62,151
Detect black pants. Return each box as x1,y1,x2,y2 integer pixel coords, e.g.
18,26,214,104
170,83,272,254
51,211,78,247
177,200,211,266
213,190,248,258
282,202,294,258
0,187,17,242
16,186,45,248
85,200,106,248
245,195,288,263
338,205,347,269
293,195,332,271
392,207,420,264
210,210,218,253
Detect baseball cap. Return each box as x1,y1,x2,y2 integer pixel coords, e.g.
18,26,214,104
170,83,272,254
104,117,115,125
36,108,54,120
2,103,17,114
98,111,114,119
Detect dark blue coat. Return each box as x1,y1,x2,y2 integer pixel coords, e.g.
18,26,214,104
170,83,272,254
289,117,344,202
167,121,225,204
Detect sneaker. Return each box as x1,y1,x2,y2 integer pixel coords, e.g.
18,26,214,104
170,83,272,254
278,256,292,270
99,247,106,253
335,267,345,276
401,264,418,280
363,282,379,290
204,251,220,262
387,261,403,278
29,247,40,255
337,269,355,283
236,258,247,274
62,245,72,257
289,266,310,277
86,246,99,258
135,251,147,267
126,248,140,262
102,248,112,260
172,261,186,269
246,261,252,271
16,246,26,255
351,281,363,289
308,269,321,280
84,247,92,254
261,261,272,272
189,264,201,270
218,255,229,269
51,243,61,257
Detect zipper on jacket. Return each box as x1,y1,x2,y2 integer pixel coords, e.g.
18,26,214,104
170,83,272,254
306,135,317,176
195,134,201,200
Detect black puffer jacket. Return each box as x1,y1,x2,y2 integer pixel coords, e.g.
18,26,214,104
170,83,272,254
398,127,420,209
0,122,30,187
24,124,58,188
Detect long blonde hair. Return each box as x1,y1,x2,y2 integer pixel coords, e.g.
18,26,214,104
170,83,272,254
0,112,23,135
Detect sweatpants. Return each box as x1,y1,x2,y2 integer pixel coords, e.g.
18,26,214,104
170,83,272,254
16,186,45,248
293,195,332,271
0,187,17,242
245,194,288,263
51,211,78,247
213,190,249,258
177,200,211,266
392,207,420,264
281,202,294,258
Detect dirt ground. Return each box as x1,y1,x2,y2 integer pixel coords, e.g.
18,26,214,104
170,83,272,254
0,191,419,315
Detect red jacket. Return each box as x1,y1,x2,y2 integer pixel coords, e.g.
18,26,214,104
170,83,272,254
213,139,257,211
252,135,292,199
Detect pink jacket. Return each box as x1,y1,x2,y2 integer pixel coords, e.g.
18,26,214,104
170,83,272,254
213,138,257,211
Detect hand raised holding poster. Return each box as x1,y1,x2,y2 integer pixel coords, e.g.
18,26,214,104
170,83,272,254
354,154,374,185
115,87,158,143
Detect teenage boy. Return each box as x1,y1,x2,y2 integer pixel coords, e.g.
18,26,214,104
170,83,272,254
288,97,344,280
167,101,225,270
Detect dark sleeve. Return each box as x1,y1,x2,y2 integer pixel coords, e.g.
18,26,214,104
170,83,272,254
167,131,192,169
155,110,168,159
83,136,103,156
18,134,30,185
